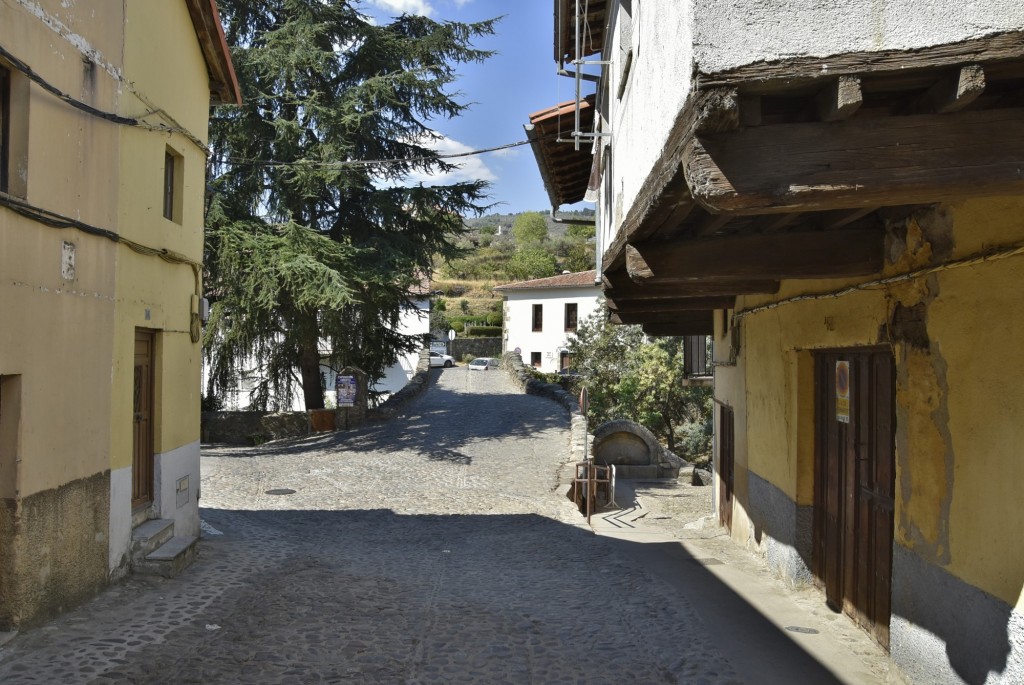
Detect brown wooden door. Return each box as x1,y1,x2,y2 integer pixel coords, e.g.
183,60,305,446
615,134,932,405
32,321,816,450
814,349,896,649
718,404,735,530
132,330,155,510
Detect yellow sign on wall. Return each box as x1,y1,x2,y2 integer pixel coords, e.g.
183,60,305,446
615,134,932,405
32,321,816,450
836,360,850,423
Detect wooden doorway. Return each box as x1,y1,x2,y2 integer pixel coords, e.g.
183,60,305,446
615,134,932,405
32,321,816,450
132,330,155,510
813,348,896,649
718,404,735,530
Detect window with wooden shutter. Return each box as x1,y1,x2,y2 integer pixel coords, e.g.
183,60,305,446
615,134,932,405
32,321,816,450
532,304,543,332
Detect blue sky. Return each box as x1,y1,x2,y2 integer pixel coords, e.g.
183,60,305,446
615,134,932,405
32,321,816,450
365,0,594,215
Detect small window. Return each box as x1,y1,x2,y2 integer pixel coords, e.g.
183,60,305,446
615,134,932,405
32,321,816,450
532,304,543,332
617,0,634,99
531,352,542,368
0,64,9,194
559,351,573,372
163,147,183,223
564,303,578,332
0,61,27,198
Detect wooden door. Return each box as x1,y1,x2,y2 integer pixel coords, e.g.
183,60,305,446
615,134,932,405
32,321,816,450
132,330,155,510
814,349,896,649
718,404,735,530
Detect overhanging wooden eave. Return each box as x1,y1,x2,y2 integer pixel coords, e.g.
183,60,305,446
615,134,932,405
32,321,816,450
597,31,1024,312
185,0,242,105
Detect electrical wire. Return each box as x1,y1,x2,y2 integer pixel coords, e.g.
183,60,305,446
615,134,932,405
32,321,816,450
214,137,541,171
0,192,204,343
734,240,1024,321
0,43,209,152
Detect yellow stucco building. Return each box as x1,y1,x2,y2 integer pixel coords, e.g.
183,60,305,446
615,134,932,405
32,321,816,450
529,1,1024,681
0,0,238,629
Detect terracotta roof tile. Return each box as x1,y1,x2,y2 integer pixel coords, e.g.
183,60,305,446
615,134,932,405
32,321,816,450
494,270,598,291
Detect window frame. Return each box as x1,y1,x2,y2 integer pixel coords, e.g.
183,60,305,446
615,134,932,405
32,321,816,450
564,302,578,332
163,146,184,223
532,303,543,332
0,64,10,194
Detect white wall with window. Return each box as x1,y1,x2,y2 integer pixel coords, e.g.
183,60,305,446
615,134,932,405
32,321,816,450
495,271,602,374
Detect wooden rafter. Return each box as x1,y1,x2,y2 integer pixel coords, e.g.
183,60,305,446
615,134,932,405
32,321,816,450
685,108,1024,215
626,229,884,283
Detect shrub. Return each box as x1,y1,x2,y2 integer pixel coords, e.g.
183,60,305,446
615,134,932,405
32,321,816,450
485,311,503,326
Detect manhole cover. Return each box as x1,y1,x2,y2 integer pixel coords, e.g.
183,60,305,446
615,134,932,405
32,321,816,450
785,626,820,634
265,488,296,495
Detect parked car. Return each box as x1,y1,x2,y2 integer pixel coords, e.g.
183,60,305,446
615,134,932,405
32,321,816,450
429,351,455,368
468,357,499,371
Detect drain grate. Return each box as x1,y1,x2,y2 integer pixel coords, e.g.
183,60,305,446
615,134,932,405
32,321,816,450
785,626,820,635
264,488,296,495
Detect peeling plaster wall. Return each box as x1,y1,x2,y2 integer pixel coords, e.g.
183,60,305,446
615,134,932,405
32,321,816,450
715,196,1024,682
691,0,1024,74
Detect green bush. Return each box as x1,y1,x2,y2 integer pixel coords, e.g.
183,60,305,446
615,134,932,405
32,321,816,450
465,325,502,337
485,311,503,326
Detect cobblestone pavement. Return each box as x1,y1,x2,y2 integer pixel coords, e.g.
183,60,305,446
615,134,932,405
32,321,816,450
0,367,747,684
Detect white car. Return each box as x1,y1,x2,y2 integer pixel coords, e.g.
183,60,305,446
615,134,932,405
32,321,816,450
468,357,499,371
429,351,455,368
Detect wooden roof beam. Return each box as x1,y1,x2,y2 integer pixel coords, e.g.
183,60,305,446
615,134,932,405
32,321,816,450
906,64,986,115
603,273,779,300
607,296,735,313
625,229,884,283
816,76,863,121
685,107,1024,215
610,310,714,329
642,314,715,337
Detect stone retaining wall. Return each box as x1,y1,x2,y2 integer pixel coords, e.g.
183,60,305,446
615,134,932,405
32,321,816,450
451,337,502,361
201,411,311,445
367,349,433,422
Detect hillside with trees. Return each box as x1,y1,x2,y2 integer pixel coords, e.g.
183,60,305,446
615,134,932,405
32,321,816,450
430,209,596,338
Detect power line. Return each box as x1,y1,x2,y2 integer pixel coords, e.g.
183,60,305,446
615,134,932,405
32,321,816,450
215,138,538,170
0,43,210,151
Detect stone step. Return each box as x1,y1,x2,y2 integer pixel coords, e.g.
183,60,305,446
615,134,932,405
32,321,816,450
135,535,199,579
129,518,175,565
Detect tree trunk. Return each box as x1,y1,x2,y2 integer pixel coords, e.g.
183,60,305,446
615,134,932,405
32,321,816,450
299,335,325,410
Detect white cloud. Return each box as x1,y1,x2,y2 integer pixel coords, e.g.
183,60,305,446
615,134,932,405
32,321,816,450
368,0,434,17
405,135,498,186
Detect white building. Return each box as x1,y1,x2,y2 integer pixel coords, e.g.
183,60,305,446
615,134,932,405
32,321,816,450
494,270,602,373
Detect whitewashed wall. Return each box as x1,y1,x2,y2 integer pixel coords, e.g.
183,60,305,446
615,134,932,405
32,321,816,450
691,0,1024,74
503,288,603,373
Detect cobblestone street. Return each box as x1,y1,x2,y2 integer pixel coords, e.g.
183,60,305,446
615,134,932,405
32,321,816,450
0,367,890,684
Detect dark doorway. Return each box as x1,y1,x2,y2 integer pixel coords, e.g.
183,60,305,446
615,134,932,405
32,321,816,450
132,330,155,510
718,404,734,531
813,348,896,649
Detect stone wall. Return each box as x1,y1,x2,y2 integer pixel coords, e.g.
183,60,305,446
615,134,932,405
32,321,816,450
201,411,311,445
368,349,433,421
451,337,502,361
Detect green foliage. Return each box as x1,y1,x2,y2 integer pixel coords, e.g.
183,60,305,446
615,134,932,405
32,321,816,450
512,212,549,246
479,225,497,236
203,0,496,410
507,247,558,281
568,310,713,456
434,298,447,312
484,311,502,326
566,223,596,239
459,298,470,313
